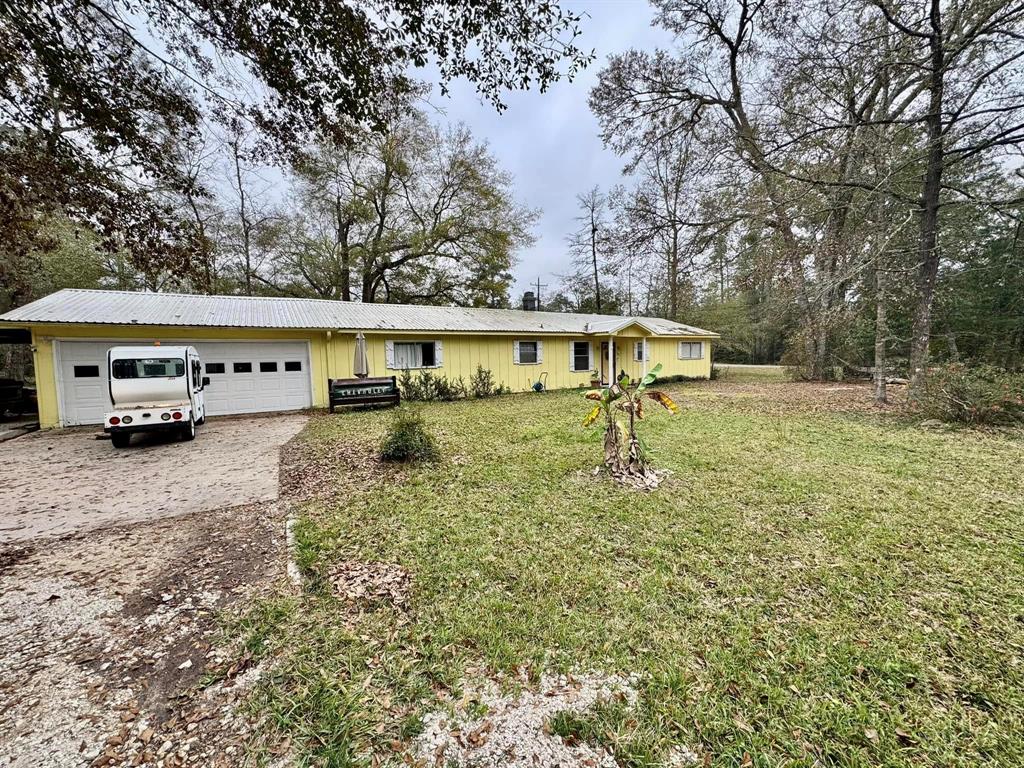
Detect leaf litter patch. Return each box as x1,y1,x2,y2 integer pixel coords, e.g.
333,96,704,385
329,560,411,610
413,671,688,768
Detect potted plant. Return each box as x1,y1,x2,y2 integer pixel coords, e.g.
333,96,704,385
589,369,601,388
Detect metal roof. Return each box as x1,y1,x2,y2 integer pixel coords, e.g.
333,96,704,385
0,289,719,337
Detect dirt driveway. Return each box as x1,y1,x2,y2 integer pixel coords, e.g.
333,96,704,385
0,412,321,767
0,415,307,542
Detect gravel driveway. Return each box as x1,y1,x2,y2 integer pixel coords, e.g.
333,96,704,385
0,415,307,543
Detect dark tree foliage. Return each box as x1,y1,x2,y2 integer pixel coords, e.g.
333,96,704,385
0,0,590,280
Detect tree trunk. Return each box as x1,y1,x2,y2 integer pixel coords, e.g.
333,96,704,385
335,196,351,302
946,331,959,362
874,257,888,404
668,228,679,321
909,0,945,394
590,209,602,313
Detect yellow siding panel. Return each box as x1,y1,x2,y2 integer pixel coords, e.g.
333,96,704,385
326,333,712,391
26,322,713,428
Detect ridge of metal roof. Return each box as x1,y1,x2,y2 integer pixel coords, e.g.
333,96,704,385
0,288,720,337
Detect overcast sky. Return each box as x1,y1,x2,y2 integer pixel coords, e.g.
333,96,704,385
424,1,674,305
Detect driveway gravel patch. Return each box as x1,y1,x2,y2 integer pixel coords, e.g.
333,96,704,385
0,415,306,543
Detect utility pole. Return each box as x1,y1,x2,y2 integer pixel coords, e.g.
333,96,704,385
534,277,548,311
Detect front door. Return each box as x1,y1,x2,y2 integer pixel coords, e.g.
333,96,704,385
600,342,620,385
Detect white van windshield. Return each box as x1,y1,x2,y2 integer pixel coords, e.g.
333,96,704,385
111,358,185,379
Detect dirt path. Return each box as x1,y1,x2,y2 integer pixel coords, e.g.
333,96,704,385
0,499,291,767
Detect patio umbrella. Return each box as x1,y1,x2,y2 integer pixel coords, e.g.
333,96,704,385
353,332,369,378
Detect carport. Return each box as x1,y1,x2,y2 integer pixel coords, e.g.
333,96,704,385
0,327,37,426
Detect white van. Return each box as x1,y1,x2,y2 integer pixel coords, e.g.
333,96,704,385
103,345,208,448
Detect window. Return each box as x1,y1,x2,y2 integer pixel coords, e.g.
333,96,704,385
678,342,704,360
571,341,592,373
111,358,185,379
284,361,302,372
233,362,253,373
634,341,650,362
192,360,202,388
260,362,278,373
390,341,439,370
205,362,226,374
73,365,100,378
514,340,541,365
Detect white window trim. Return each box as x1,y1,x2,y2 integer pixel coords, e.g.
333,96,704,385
513,339,543,365
633,340,650,362
677,341,704,360
385,339,444,370
569,340,593,373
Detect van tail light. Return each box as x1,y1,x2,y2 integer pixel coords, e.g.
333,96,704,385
161,413,171,421
172,411,183,420
109,416,120,426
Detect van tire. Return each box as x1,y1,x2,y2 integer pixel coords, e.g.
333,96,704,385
111,431,131,448
180,416,196,441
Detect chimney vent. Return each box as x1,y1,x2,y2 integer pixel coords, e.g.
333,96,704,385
522,291,538,311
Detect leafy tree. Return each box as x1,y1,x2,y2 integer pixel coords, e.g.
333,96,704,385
0,0,591,280
278,112,536,305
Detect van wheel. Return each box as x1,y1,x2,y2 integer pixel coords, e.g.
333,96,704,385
180,416,196,441
111,431,131,448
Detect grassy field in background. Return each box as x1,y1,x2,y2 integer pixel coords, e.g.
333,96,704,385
237,380,1024,767
713,363,790,383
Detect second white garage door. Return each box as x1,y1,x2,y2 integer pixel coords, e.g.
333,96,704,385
199,341,312,416
56,339,312,425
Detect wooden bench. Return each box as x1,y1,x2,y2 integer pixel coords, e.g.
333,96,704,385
328,376,401,412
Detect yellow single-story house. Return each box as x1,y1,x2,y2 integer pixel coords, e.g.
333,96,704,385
0,289,718,429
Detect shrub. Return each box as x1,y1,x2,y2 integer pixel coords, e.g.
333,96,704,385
470,365,496,398
916,363,1024,425
397,369,468,402
380,408,439,462
397,368,420,400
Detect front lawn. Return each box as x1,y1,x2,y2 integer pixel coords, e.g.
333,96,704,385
239,381,1024,767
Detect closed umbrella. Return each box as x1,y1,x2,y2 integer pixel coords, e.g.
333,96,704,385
353,332,369,378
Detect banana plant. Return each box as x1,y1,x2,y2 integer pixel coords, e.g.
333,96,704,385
582,362,679,479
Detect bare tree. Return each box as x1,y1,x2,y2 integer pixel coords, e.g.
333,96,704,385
567,187,610,313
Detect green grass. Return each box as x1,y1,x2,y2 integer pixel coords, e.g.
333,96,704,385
713,363,790,383
239,382,1024,767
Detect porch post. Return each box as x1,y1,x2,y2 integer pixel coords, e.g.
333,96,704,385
608,334,615,384
642,336,648,378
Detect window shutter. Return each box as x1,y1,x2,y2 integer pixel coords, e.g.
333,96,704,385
536,340,543,364
587,342,594,370
385,340,395,369
513,340,520,365
677,341,684,360
434,340,443,367
569,341,575,371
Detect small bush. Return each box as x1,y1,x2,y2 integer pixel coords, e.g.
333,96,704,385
397,368,419,400
380,409,439,462
470,365,496,398
916,363,1024,425
398,369,468,402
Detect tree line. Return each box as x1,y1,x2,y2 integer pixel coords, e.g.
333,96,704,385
551,0,1024,399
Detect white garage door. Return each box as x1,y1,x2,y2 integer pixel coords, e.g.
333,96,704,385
56,340,312,426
